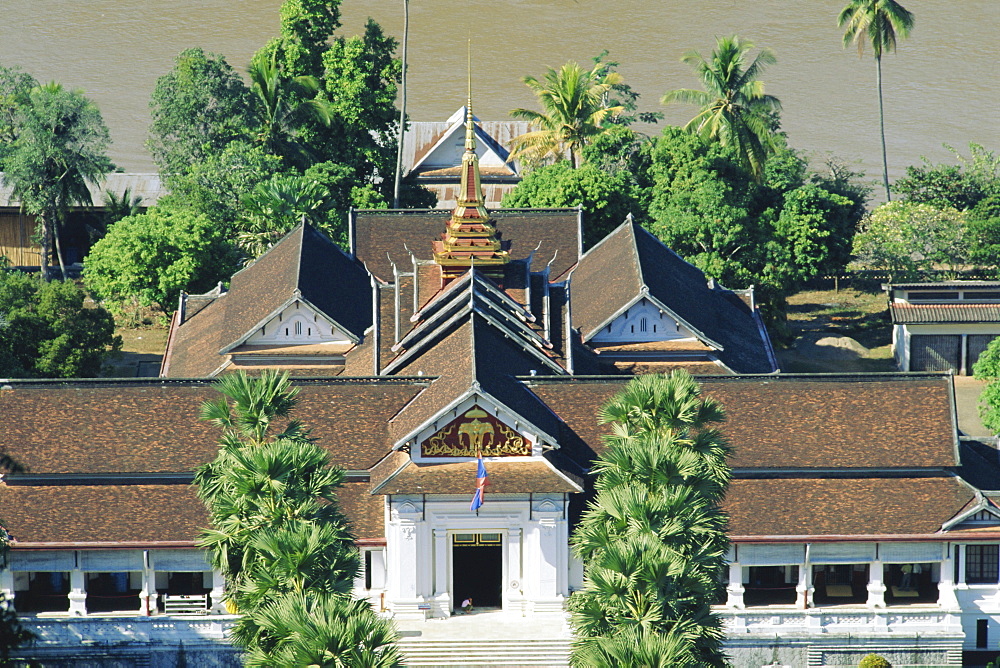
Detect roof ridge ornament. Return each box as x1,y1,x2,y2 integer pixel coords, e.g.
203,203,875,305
431,41,510,285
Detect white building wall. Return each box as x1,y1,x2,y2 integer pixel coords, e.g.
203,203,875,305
385,494,568,619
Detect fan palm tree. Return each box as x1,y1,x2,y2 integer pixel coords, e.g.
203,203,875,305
238,173,331,260
838,0,914,201
509,61,624,169
242,592,402,667
661,35,781,181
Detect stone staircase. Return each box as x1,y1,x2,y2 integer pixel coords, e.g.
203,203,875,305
398,638,572,667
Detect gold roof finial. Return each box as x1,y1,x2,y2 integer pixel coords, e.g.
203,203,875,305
430,40,510,283
465,39,475,152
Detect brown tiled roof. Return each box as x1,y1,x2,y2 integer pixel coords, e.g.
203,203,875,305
0,379,425,474
0,481,385,546
570,221,776,374
352,209,581,283
608,361,730,376
0,485,207,545
373,459,582,495
526,374,958,470
163,225,374,377
725,476,973,538
590,340,715,353
890,303,1000,324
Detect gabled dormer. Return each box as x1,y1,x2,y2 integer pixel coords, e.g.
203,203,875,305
589,297,698,344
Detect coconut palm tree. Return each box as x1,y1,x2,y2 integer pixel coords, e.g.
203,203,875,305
2,82,113,280
248,51,331,160
838,0,914,201
509,61,624,169
661,35,782,181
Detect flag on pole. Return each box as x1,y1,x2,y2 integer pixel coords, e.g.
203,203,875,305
470,455,488,511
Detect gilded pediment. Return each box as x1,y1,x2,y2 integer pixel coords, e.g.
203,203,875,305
420,406,530,458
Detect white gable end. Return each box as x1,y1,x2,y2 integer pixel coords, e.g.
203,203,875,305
591,298,697,343
246,300,352,345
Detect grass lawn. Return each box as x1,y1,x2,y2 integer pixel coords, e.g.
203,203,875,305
777,287,895,373
102,309,170,378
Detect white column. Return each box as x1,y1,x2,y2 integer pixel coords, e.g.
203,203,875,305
726,563,745,609
431,529,451,617
0,569,13,603
68,568,86,616
506,528,525,615
867,560,886,608
140,557,157,616
798,561,812,609
938,546,960,609
209,569,227,614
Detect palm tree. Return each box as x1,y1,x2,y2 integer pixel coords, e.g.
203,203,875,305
238,173,331,260
570,371,730,667
661,35,781,181
242,592,402,667
839,0,914,201
248,51,331,159
2,82,113,280
509,61,624,169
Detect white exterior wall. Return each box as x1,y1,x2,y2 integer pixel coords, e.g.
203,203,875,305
385,494,569,619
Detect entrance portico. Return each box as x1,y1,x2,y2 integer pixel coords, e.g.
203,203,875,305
384,493,572,620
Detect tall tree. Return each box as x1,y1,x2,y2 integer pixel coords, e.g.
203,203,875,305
195,371,399,664
509,61,624,169
248,51,331,163
661,35,781,181
570,371,730,667
147,48,256,179
0,264,120,378
838,0,914,202
3,82,113,280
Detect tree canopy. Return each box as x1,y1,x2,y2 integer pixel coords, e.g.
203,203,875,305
3,80,114,279
0,264,120,377
195,370,402,666
83,205,238,314
838,0,914,201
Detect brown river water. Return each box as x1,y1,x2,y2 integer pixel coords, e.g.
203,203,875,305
1,0,998,194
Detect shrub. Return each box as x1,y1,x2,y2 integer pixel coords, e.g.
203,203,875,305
858,654,891,668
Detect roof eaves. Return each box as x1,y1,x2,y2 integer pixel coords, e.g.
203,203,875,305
472,310,566,374
381,305,474,375
218,293,361,354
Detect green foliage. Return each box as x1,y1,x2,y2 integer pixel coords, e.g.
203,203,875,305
895,143,1000,211
851,201,968,281
0,266,120,378
83,205,237,314
967,195,1000,273
643,127,868,324
591,51,662,127
570,371,730,667
161,140,286,229
502,161,640,248
662,35,782,180
973,337,1000,434
510,61,624,169
148,48,257,178
857,653,892,668
0,65,37,164
0,593,34,663
2,81,114,279
242,592,402,667
196,371,397,664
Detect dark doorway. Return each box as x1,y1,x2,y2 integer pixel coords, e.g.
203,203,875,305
452,533,502,610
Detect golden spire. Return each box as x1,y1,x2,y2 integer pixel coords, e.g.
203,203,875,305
432,41,510,283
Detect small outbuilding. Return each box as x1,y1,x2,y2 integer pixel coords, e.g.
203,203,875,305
885,281,1000,374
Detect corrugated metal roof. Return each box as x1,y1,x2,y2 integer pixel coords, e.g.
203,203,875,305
888,281,1000,289
890,303,1000,324
400,108,530,177
0,172,165,209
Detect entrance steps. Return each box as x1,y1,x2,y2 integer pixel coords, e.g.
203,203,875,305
398,638,572,667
